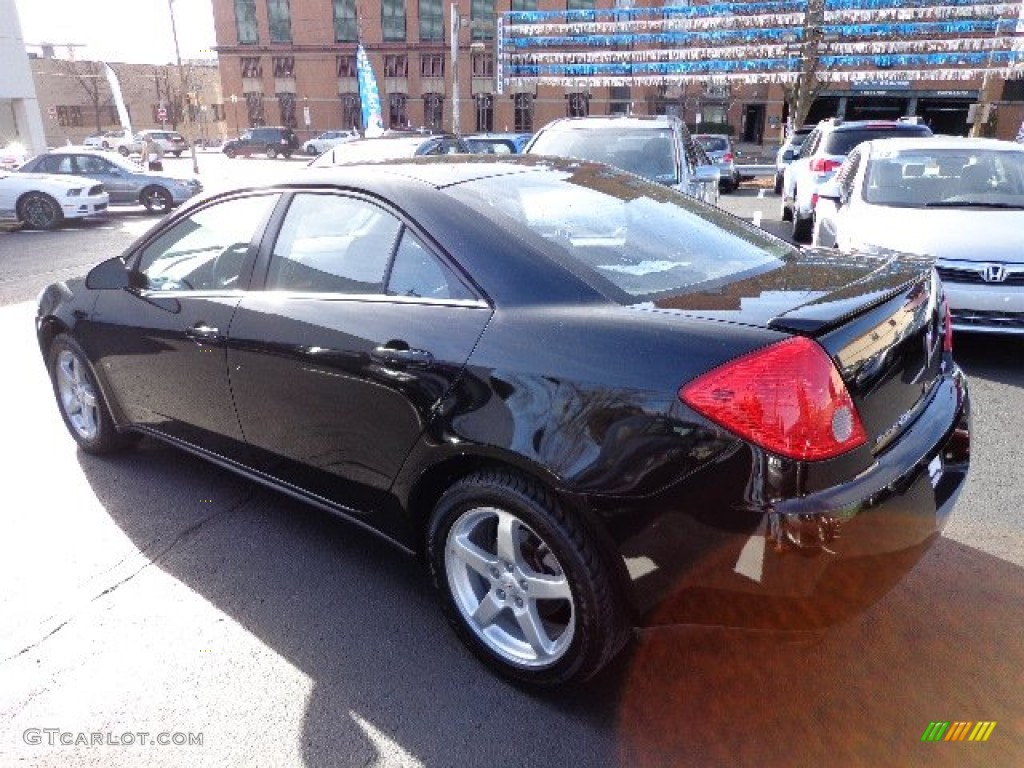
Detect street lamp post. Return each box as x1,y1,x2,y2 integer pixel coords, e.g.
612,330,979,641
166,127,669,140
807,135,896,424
230,94,239,135
167,0,199,174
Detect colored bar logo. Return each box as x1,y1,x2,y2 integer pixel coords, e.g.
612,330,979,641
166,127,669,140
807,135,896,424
922,721,997,742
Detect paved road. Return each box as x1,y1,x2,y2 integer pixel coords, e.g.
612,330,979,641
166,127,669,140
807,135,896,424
1,162,1022,767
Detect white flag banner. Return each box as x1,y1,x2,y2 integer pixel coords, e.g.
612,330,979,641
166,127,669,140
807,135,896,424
104,63,133,136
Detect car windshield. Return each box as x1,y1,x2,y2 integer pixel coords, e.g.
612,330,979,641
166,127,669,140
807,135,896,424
864,147,1024,207
448,165,788,300
696,136,729,152
528,127,679,184
825,126,931,155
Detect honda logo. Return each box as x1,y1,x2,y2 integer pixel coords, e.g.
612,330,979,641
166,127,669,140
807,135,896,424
983,264,1007,283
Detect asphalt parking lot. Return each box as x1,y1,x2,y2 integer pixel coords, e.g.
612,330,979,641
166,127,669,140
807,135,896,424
1,158,1022,767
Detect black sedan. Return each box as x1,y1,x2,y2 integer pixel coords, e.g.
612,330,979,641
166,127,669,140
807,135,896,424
36,157,970,687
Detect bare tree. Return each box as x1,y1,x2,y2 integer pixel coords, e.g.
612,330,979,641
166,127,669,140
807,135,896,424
781,0,832,129
55,59,113,132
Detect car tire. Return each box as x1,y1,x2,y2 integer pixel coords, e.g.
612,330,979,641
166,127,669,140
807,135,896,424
47,334,137,454
792,209,813,243
427,470,630,687
118,146,130,157
173,151,182,157
780,196,793,222
224,146,237,159
141,186,173,214
266,146,278,159
773,173,784,195
17,192,63,230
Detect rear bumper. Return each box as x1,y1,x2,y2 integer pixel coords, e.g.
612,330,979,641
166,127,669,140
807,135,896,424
619,367,970,629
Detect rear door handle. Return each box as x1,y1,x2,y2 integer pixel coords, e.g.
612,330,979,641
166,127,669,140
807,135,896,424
372,344,434,366
185,323,222,344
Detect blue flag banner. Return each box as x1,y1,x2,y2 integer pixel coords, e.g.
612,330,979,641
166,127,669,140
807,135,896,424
357,44,385,137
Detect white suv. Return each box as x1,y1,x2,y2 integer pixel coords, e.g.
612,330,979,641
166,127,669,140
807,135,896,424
781,118,933,242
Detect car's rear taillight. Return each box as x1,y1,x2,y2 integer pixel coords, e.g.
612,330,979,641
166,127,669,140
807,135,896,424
722,152,733,163
809,158,841,174
679,336,867,461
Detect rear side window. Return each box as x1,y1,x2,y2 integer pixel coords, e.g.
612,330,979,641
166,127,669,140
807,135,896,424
825,127,932,155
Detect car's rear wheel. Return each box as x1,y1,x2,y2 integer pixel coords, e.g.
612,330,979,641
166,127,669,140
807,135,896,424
792,209,813,242
224,146,237,159
427,470,629,686
266,146,278,159
173,151,182,157
141,186,173,214
17,192,63,230
48,335,136,454
773,173,784,195
780,194,793,222
118,146,129,156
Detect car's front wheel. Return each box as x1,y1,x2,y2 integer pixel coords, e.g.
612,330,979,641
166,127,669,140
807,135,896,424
118,146,130,157
427,470,629,686
141,186,173,214
792,208,813,242
773,172,784,195
17,192,63,230
224,146,237,159
266,146,278,159
48,335,136,454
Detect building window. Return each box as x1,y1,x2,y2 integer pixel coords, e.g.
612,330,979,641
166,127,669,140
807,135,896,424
241,56,263,78
235,0,259,44
384,55,408,78
513,93,533,132
382,0,407,42
267,0,292,43
278,92,297,128
471,0,493,41
340,93,362,131
472,52,493,78
419,0,443,42
337,55,358,78
566,0,595,9
245,92,266,127
211,104,226,121
475,93,494,132
273,57,295,77
420,53,444,78
333,0,358,42
56,105,83,128
567,92,589,117
511,0,537,9
389,93,408,129
423,93,444,130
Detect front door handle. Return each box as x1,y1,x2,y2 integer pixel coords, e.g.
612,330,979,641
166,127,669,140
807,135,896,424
185,323,222,344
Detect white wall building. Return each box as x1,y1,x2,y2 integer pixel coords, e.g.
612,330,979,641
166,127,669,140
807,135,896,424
0,0,47,155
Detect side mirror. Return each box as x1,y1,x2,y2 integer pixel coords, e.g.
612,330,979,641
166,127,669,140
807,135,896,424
783,149,795,162
85,256,132,290
693,165,721,185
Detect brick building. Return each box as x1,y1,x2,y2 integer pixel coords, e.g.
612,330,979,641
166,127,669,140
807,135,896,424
210,0,1024,147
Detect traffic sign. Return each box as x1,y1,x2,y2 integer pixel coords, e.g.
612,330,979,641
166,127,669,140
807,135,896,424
47,106,57,119
157,106,167,122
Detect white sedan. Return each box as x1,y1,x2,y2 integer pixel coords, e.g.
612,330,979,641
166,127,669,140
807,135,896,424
0,171,109,230
813,136,1024,335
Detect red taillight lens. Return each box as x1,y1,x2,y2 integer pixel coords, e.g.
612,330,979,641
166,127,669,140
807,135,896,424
722,152,734,162
943,298,954,352
679,337,867,461
809,158,841,174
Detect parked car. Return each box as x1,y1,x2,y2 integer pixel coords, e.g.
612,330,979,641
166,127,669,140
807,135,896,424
693,133,741,192
137,130,190,157
0,169,108,229
774,125,814,194
464,132,533,154
102,130,136,154
35,156,970,686
307,132,469,166
303,130,358,155
524,115,721,206
813,136,1024,335
781,118,934,242
0,142,30,170
82,132,108,148
223,126,300,159
19,149,202,214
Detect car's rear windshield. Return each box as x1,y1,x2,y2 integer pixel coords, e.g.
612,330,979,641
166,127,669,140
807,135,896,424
527,127,678,184
696,136,729,152
447,165,789,301
825,126,932,156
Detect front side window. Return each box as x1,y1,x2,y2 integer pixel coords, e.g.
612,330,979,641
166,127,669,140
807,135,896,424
235,0,259,44
267,194,402,294
135,195,280,292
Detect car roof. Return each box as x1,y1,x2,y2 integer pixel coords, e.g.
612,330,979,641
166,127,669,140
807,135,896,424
299,154,562,188
538,115,679,132
860,136,1024,153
